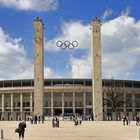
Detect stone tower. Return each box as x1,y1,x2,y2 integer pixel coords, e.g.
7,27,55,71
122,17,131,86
34,17,44,116
91,18,103,121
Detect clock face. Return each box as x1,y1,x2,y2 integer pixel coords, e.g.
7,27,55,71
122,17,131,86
35,37,41,43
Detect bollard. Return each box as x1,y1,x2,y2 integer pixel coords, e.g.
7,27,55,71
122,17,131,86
0,129,3,139
139,130,140,140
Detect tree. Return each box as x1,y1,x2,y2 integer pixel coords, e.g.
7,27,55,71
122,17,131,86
103,79,128,120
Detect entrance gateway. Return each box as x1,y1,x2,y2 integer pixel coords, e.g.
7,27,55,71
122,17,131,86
34,17,103,121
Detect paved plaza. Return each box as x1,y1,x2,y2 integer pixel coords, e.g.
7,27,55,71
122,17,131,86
0,121,140,140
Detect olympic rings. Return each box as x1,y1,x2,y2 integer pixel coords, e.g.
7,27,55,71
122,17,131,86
56,40,78,49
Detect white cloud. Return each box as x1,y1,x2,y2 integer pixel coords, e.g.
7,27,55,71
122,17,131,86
0,0,58,12
2,11,138,80
0,27,55,80
44,67,54,78
0,27,34,79
69,56,92,78
102,9,113,21
46,14,140,80
102,15,140,79
45,21,90,51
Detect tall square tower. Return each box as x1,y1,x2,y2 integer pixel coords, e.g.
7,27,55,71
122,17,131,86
34,17,44,116
91,18,103,121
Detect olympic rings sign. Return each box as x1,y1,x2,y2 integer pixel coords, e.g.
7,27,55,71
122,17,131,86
56,40,78,49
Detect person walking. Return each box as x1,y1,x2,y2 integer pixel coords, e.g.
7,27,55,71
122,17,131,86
126,116,129,125
42,115,45,124
38,116,41,124
136,116,140,126
122,116,126,126
18,120,26,140
34,115,37,124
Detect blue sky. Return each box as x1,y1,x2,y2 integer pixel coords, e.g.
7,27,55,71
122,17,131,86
0,0,140,80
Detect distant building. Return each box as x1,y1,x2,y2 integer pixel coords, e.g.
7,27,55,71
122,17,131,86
0,79,140,120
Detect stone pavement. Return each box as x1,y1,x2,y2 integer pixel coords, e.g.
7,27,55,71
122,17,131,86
0,121,139,140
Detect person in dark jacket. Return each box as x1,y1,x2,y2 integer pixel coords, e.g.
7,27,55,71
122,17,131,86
42,115,45,124
34,115,37,124
18,120,26,140
136,116,140,126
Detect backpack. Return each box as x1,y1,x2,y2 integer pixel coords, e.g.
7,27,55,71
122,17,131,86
15,128,20,133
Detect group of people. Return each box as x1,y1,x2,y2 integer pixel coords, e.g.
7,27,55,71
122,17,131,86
68,115,92,121
74,117,82,126
122,115,140,126
29,115,45,124
122,116,130,125
81,115,92,121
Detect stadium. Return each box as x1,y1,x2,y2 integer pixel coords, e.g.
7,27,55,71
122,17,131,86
0,17,140,121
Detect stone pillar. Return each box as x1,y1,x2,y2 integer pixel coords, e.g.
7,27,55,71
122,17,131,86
2,93,5,118
51,92,54,116
34,17,44,116
73,92,75,114
132,93,135,113
11,93,13,112
83,92,86,115
20,93,23,119
62,92,64,116
91,17,103,121
103,92,107,120
123,92,126,114
11,93,13,113
30,92,33,113
10,93,13,120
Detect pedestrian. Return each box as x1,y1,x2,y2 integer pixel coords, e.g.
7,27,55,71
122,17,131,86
56,117,59,127
136,116,140,126
52,117,55,127
79,117,82,125
122,116,126,126
127,116,130,125
29,115,33,124
38,116,41,124
34,115,37,124
74,118,78,126
53,117,57,127
42,115,44,124
18,120,26,140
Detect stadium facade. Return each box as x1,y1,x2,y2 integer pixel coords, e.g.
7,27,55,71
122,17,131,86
0,17,140,121
0,79,140,121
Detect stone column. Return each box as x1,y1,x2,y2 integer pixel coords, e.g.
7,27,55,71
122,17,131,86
11,93,13,110
20,93,23,119
30,92,33,113
132,93,135,112
91,18,103,121
2,93,5,118
11,93,13,112
2,93,4,112
123,92,126,113
62,92,64,116
73,92,75,114
34,17,44,116
103,92,107,120
10,93,13,120
51,92,54,116
83,92,86,115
